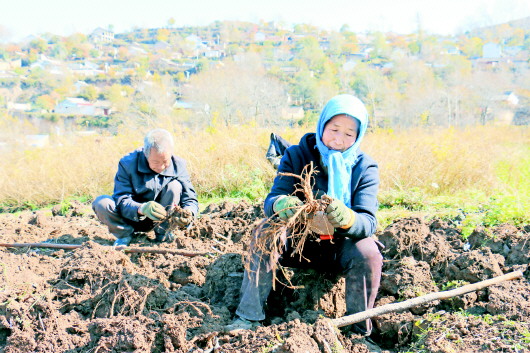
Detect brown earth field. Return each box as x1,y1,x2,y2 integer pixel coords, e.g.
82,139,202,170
0,200,529,353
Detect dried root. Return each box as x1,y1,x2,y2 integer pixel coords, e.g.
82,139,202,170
249,162,332,288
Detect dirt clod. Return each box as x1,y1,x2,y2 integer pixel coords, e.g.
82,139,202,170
0,204,528,352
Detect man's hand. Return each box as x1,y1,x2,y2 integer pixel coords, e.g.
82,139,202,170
139,201,167,221
273,195,303,220
325,198,355,229
175,209,193,228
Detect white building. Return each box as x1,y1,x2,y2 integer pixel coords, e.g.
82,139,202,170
90,27,114,44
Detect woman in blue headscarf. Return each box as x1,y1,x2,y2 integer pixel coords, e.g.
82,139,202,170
228,94,383,337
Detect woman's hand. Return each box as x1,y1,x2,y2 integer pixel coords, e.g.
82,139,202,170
273,196,303,220
325,198,356,229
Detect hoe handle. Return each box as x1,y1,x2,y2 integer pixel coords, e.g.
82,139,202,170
331,270,524,328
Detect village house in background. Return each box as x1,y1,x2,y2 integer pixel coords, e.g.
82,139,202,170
0,16,528,144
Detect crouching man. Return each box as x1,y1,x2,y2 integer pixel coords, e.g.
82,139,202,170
92,128,199,246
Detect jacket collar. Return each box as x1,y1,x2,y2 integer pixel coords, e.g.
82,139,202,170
137,149,177,177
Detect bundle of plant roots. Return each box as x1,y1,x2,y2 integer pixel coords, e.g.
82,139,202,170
164,205,194,233
249,162,333,288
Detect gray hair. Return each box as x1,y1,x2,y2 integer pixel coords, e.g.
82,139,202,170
143,129,174,158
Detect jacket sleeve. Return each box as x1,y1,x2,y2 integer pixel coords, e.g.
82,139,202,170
175,160,199,216
335,163,379,239
264,147,300,217
113,160,143,222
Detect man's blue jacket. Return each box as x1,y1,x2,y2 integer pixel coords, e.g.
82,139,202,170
112,148,198,222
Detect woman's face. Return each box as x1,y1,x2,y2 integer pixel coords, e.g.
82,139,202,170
321,114,359,152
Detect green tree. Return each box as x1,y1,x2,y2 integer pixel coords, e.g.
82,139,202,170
64,33,89,58
460,36,483,58
327,32,344,58
219,22,244,44
370,32,391,60
340,27,359,54
408,41,421,55
175,71,186,82
78,85,98,101
350,62,389,127
89,49,100,58
29,38,47,53
25,66,45,87
291,70,319,109
294,36,327,73
35,94,55,111
105,84,133,113
506,28,525,46
293,23,318,34
49,43,68,59
156,28,170,42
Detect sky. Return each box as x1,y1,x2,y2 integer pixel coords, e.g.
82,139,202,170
1,0,529,42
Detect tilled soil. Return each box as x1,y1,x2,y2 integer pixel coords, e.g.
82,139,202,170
0,201,529,352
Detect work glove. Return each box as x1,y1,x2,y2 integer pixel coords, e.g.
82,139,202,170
273,195,303,220
140,201,167,221
175,209,194,228
325,198,356,229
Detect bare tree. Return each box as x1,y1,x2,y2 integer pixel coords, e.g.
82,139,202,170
184,53,290,128
128,75,176,128
468,69,511,125
350,63,387,127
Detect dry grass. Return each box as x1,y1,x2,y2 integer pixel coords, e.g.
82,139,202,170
363,126,530,213
176,125,277,198
367,127,504,194
0,125,282,210
0,124,528,214
0,132,138,209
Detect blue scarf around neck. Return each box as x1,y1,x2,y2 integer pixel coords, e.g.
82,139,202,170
315,94,368,207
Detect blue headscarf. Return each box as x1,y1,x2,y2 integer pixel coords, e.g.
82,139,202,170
315,94,368,208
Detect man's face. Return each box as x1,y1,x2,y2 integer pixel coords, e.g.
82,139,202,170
321,114,359,152
147,149,171,174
